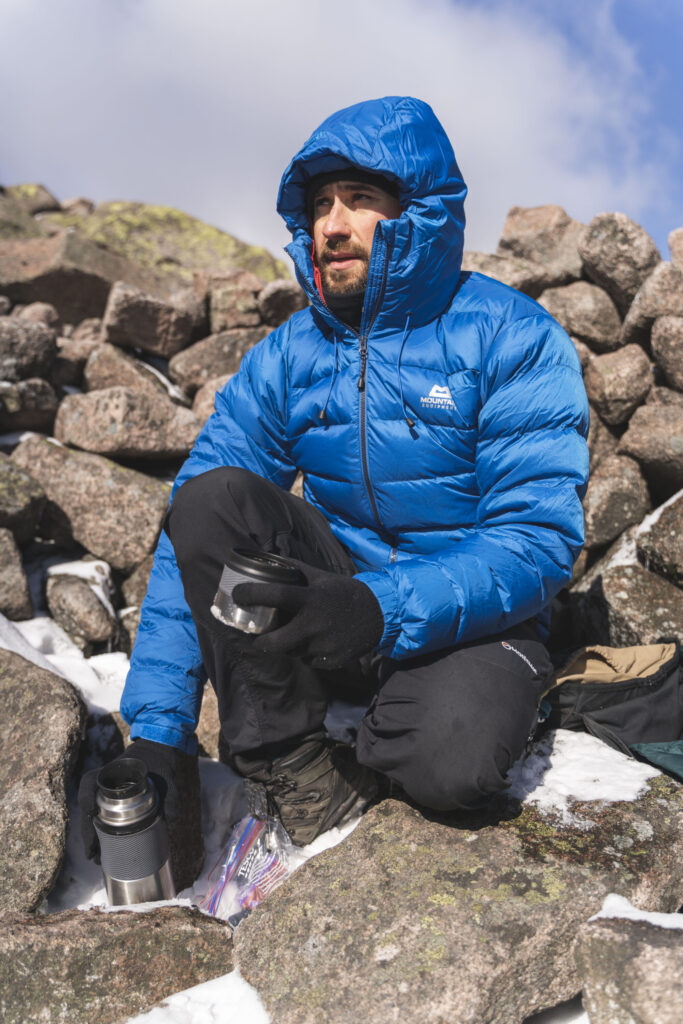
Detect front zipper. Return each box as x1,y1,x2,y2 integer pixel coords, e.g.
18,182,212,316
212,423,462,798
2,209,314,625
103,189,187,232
358,362,399,558
291,229,393,544
356,244,389,539
358,334,384,535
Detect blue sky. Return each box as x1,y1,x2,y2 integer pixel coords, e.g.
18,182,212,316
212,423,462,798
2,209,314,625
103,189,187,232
1,0,681,264
484,0,682,251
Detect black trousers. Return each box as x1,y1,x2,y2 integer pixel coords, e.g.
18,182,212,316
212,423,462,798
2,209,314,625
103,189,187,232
165,467,554,811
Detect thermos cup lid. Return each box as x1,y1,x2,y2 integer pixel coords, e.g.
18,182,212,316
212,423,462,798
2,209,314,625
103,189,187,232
97,757,148,800
96,757,159,833
226,548,306,586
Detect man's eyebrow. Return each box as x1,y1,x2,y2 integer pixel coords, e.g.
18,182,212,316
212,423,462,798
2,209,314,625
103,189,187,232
340,180,382,190
313,180,383,198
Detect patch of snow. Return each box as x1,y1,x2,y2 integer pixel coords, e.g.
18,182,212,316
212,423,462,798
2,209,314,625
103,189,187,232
126,971,270,1024
137,358,188,404
15,614,85,659
0,611,68,677
46,785,107,912
47,557,117,619
635,487,682,539
298,813,361,860
88,651,130,693
524,996,588,1023
604,528,638,570
592,893,683,930
507,730,659,824
12,616,126,712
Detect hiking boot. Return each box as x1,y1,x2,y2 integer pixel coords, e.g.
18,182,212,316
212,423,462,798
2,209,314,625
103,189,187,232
232,732,381,846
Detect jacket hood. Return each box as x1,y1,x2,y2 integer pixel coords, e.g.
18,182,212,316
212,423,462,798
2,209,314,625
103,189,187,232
277,96,467,331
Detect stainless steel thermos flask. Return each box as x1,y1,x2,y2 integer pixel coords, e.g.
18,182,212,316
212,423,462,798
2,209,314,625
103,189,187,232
210,547,306,634
94,757,176,906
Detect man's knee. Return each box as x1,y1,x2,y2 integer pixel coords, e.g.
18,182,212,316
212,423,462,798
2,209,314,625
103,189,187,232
403,744,510,810
358,718,510,811
167,466,263,542
355,660,543,811
170,466,257,520
357,633,551,811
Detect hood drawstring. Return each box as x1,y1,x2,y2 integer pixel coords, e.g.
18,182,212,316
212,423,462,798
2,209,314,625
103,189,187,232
319,323,416,430
319,335,340,423
398,315,416,431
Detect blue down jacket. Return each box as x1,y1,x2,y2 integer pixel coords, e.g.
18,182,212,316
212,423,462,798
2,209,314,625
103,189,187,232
122,96,589,754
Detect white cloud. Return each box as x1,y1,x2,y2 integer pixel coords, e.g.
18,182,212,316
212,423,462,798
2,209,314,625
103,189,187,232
0,0,677,262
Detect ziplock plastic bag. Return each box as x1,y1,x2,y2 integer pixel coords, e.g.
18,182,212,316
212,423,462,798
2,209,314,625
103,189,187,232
201,811,301,926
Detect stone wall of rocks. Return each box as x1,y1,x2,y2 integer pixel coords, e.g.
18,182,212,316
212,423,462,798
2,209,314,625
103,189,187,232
1,192,681,659
1,183,681,1021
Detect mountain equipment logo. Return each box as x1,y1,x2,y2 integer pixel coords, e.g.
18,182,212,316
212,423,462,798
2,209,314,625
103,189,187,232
420,383,456,410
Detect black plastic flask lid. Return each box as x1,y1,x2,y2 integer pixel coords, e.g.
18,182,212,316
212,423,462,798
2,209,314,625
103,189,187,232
97,758,149,799
227,548,306,585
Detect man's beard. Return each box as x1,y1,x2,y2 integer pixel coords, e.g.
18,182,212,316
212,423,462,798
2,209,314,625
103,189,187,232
318,243,369,296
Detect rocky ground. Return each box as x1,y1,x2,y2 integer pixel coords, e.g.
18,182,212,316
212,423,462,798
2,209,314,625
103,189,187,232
0,182,681,1022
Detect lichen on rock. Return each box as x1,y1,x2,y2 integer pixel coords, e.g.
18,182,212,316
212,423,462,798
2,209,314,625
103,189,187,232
44,200,288,287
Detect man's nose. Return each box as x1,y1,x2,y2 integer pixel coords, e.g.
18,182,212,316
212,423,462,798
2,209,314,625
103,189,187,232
322,197,351,239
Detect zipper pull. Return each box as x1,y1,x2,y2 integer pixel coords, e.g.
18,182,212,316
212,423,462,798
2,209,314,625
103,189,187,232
357,346,367,390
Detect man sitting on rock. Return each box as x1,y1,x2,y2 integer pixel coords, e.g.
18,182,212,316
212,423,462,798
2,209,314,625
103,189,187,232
80,96,589,890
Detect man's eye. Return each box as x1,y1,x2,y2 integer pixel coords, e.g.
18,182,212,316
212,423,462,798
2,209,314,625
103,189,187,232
352,192,371,201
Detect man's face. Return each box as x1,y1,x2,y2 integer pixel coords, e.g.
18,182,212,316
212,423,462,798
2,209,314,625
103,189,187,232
312,180,402,296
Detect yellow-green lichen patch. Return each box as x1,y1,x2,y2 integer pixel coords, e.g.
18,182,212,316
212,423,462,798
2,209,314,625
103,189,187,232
506,779,682,873
415,941,448,970
428,892,458,908
44,201,287,286
9,184,42,199
541,867,568,901
644,773,680,801
5,185,59,219
481,882,514,903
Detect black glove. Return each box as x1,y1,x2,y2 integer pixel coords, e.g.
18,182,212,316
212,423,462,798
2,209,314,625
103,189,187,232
232,562,385,669
78,738,204,892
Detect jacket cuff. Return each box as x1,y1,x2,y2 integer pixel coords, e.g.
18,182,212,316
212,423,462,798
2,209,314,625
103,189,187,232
129,721,198,756
354,570,401,655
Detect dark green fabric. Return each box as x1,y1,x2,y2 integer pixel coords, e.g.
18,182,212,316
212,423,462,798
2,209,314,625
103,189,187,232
631,741,683,782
